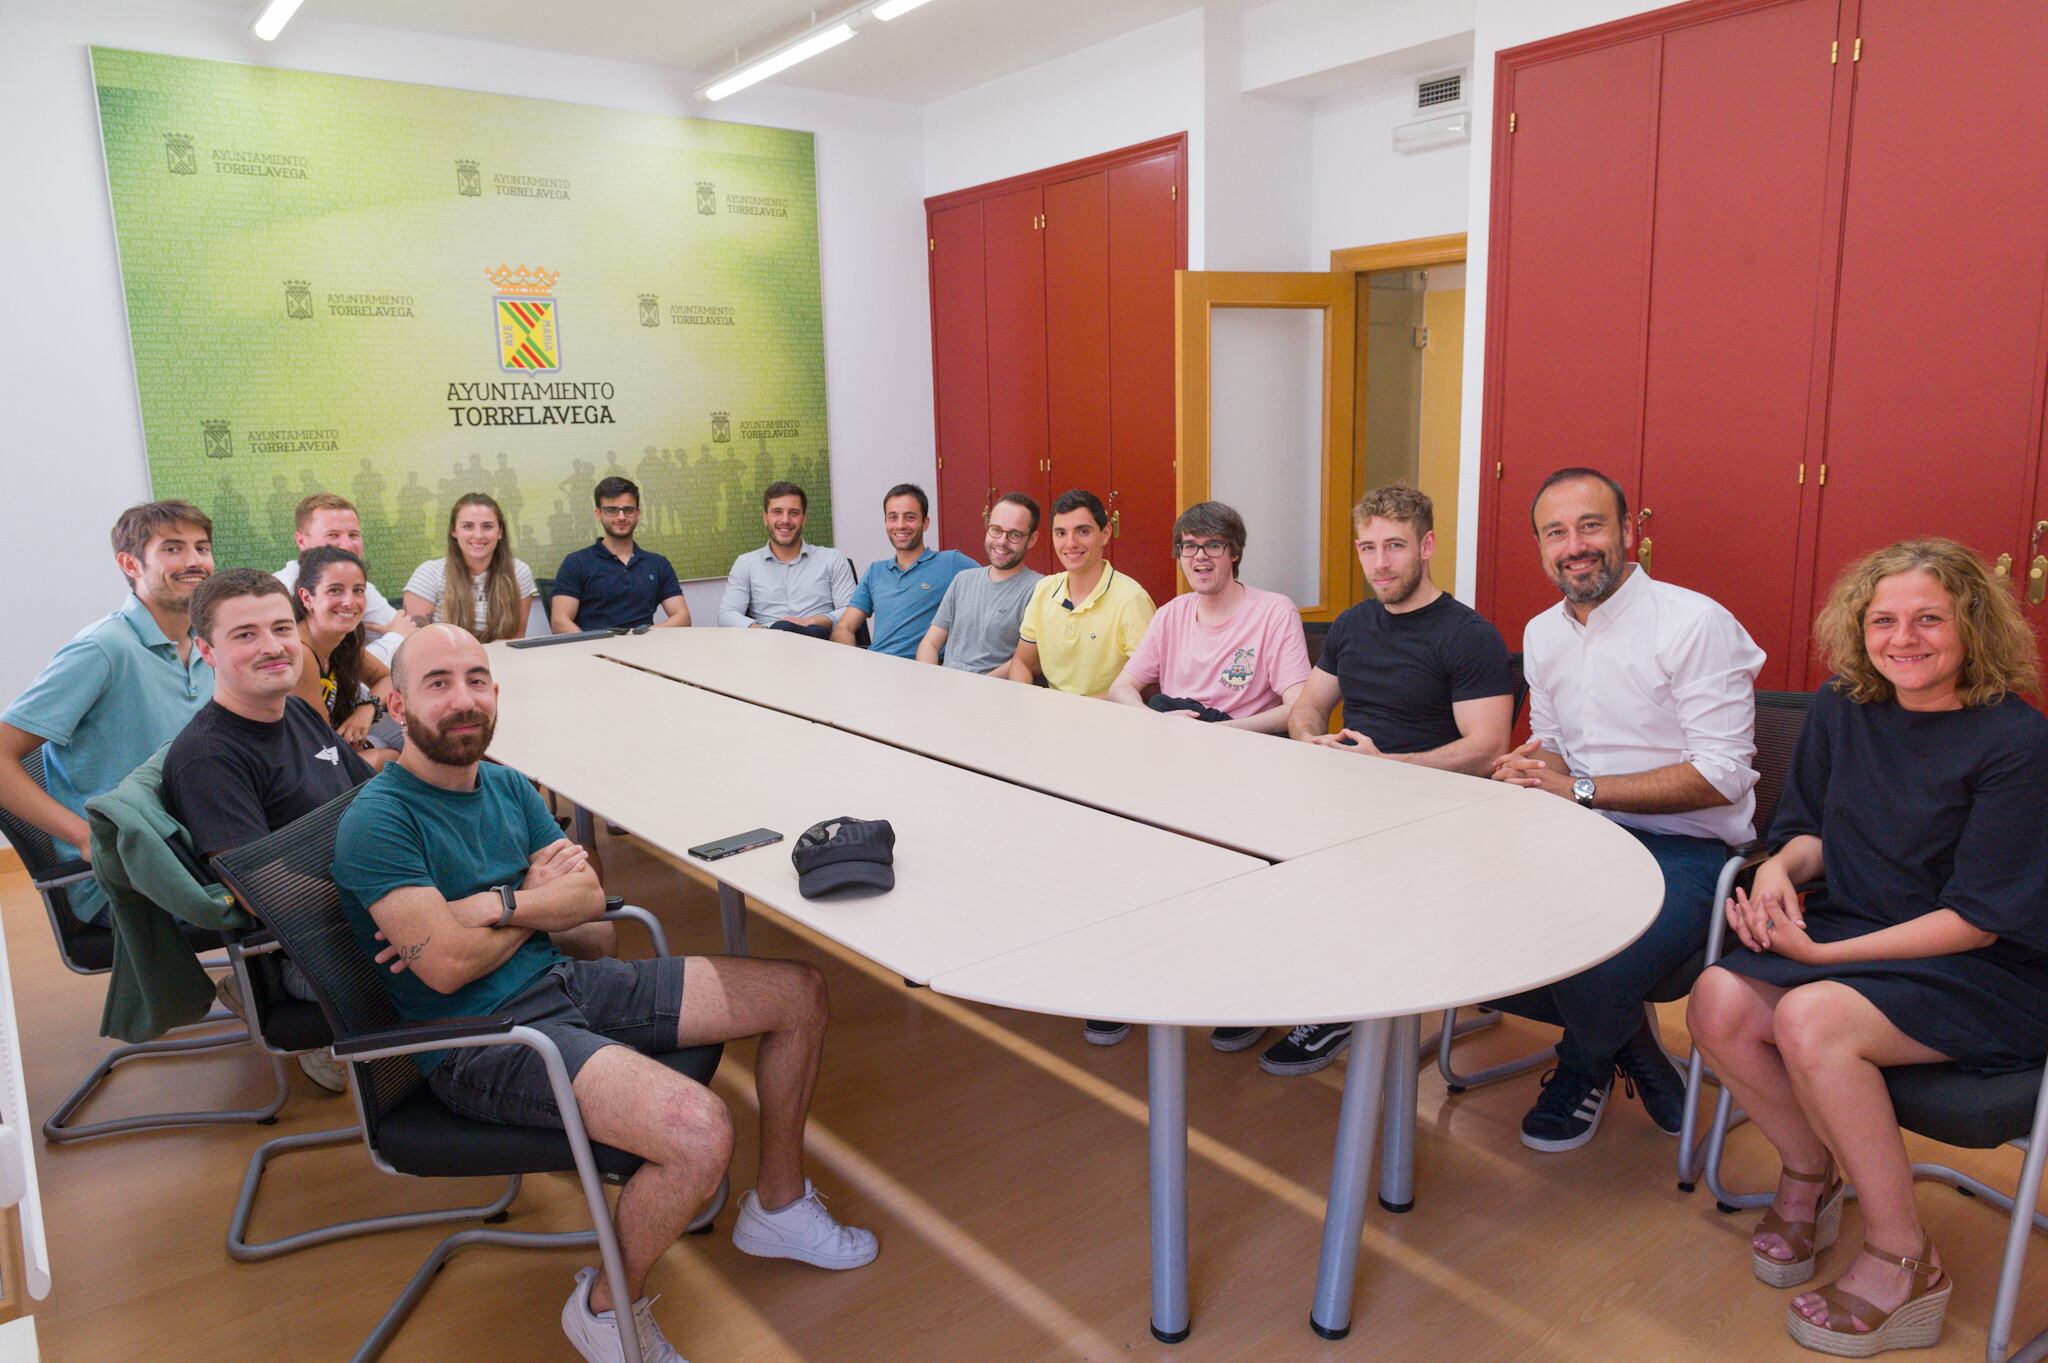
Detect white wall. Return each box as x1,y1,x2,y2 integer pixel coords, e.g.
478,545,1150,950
0,0,930,705
922,8,1208,263
1308,80,1471,266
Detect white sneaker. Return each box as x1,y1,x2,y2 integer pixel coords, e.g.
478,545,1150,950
296,1050,348,1094
560,1267,685,1363
731,1180,878,1269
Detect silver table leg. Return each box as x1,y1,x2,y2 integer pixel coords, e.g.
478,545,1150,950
718,883,750,956
571,803,596,850
1149,1023,1190,1343
1310,1017,1394,1339
1378,1013,1418,1214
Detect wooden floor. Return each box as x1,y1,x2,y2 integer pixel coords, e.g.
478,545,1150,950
4,841,2040,1363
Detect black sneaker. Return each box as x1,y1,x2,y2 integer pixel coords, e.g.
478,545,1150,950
1614,1022,1688,1136
1084,1020,1130,1046
1520,1066,1611,1152
1209,1027,1266,1053
1259,1022,1352,1075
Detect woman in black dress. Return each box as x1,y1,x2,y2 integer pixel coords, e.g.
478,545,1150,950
1689,538,2048,1357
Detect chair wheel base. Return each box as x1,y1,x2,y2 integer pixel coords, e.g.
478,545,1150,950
1378,1196,1413,1214
1677,1181,1696,1193
1716,1201,1739,1214
1310,1316,1349,1341
1151,1321,1190,1344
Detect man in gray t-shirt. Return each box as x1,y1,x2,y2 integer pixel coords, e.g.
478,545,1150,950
915,493,1042,673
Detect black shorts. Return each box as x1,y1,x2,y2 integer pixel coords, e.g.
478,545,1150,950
426,955,687,1129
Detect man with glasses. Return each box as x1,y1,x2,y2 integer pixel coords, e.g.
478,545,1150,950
549,476,690,633
915,492,1044,672
1108,501,1310,734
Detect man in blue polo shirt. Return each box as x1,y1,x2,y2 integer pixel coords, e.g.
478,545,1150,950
830,483,975,659
547,476,690,633
0,501,216,923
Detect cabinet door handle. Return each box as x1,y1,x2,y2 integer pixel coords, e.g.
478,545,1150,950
2031,556,2047,606
1111,510,1121,539
2033,520,2048,556
1994,552,2013,582
1637,537,1652,573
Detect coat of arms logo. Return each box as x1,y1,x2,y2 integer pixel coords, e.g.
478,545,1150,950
165,133,196,175
711,411,731,444
485,264,561,373
203,420,233,459
696,181,717,216
284,280,313,320
639,293,660,328
456,159,481,197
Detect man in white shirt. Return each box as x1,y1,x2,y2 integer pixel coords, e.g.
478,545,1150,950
716,482,855,636
274,493,414,666
1489,467,1763,1154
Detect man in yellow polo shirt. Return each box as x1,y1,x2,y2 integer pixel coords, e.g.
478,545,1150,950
1004,489,1156,700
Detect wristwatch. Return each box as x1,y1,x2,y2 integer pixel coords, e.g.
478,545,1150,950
1572,777,1597,809
492,884,517,927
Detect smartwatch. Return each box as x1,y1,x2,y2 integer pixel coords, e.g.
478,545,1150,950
493,884,517,927
1572,777,1597,809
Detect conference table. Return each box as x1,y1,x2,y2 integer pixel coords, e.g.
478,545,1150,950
484,629,1663,1341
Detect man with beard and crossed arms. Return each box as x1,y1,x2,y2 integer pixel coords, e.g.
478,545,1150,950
333,625,877,1363
1486,466,1763,1154
1264,484,1517,1077
915,492,1044,672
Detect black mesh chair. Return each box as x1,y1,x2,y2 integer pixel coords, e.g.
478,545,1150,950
1433,689,1814,1192
1700,1002,2048,1360
0,745,288,1141
211,789,722,1363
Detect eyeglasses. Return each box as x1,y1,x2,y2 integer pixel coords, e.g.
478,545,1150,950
986,527,1031,544
1176,540,1231,560
598,506,640,518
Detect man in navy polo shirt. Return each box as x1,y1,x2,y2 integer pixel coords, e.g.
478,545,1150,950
830,483,975,659
548,476,691,633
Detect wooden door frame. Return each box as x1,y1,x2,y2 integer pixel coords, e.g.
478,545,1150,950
1331,233,1468,606
1176,272,1356,620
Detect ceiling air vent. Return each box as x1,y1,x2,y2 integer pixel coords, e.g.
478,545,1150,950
1416,71,1464,111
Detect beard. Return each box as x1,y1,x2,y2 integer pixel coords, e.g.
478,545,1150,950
987,542,1024,570
1372,561,1426,607
1550,547,1622,604
406,708,496,765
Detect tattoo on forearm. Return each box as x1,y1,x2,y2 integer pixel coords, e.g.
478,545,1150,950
409,613,433,628
402,935,429,966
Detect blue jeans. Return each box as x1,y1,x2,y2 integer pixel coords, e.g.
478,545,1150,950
1487,826,1730,1075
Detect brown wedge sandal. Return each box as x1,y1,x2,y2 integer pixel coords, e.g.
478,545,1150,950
1752,1160,1845,1288
1785,1236,1951,1357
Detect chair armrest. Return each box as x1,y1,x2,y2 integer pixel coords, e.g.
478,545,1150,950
33,860,93,893
331,1015,514,1058
601,898,671,958
232,931,282,958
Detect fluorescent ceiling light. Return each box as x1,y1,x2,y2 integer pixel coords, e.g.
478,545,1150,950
700,22,856,101
872,0,938,19
249,0,306,41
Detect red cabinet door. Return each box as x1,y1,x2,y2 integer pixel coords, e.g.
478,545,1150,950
1635,0,1840,689
1107,150,1182,604
1806,0,2048,683
1044,172,1110,577
929,201,991,559
1481,36,1661,648
983,186,1050,556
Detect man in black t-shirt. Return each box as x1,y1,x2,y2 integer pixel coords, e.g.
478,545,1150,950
1264,486,1516,1078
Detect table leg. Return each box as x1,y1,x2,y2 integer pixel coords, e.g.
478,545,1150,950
1310,1017,1393,1339
717,883,750,956
1148,1023,1190,1343
572,803,596,850
1377,1014,1418,1214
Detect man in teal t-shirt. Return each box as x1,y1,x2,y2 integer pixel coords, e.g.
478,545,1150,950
330,624,877,1362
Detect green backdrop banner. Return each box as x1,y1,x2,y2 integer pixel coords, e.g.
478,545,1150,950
91,47,832,590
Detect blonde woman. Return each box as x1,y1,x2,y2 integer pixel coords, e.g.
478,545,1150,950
1688,538,2048,1356
403,492,536,642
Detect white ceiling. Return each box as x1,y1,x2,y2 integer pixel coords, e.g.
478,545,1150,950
274,0,1212,105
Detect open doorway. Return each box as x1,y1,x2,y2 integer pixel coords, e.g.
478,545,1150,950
1332,235,1467,612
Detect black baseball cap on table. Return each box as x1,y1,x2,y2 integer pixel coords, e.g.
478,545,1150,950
792,817,896,897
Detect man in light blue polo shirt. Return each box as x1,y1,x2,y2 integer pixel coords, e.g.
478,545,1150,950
830,483,975,659
0,501,216,923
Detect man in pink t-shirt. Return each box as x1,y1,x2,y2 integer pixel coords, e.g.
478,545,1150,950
1108,501,1311,734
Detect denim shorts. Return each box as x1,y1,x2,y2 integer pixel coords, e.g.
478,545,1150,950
427,955,686,1129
